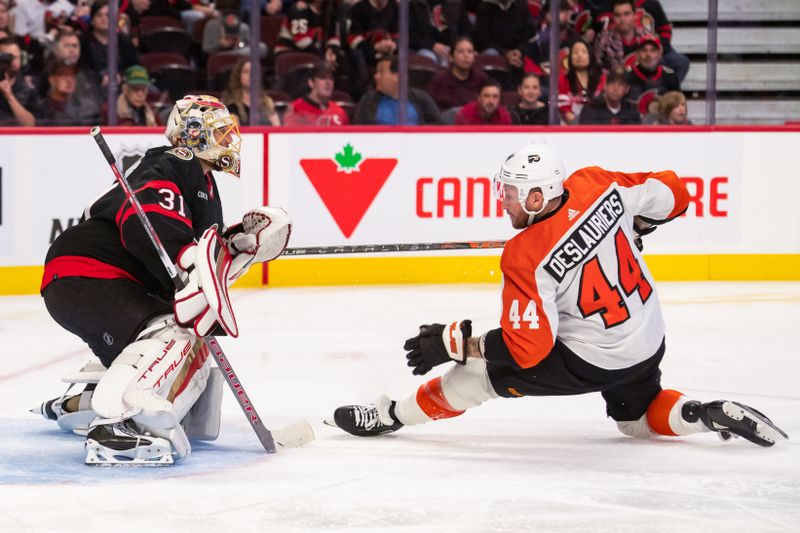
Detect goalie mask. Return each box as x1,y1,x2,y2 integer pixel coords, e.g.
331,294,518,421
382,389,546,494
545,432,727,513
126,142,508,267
493,143,566,224
164,95,242,178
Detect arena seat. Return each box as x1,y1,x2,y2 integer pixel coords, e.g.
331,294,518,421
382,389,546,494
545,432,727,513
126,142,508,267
668,0,800,22
139,53,189,73
141,28,193,57
670,0,800,124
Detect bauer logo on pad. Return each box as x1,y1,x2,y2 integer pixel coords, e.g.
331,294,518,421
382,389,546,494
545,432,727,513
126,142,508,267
299,144,398,238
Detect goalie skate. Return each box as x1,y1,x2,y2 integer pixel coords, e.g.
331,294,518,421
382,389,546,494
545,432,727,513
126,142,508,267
329,395,404,437
85,421,175,466
31,387,97,436
697,400,789,447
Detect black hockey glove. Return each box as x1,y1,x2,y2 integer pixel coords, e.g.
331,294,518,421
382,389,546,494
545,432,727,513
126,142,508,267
403,320,472,376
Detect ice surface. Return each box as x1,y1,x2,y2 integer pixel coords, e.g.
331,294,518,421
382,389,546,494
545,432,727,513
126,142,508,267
1,282,798,532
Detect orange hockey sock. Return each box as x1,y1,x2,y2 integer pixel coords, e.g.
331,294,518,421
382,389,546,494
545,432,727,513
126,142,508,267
646,389,684,436
416,376,466,420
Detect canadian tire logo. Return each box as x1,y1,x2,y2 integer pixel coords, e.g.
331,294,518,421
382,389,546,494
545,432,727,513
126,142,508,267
300,144,397,238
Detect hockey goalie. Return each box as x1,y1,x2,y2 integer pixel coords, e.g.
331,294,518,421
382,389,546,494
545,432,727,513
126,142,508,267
34,95,291,465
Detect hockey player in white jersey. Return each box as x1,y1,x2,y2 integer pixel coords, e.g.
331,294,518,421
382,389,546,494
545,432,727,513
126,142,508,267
332,143,788,447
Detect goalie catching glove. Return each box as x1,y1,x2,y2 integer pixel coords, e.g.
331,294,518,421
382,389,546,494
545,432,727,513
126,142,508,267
174,225,238,337
174,207,291,337
404,320,472,375
225,206,292,282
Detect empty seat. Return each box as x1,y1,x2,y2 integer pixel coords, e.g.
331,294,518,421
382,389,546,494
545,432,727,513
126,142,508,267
408,54,438,89
668,0,800,22
206,51,245,90
682,62,800,92
474,54,513,90
261,15,285,49
142,28,193,57
139,16,183,35
686,98,800,125
673,27,800,55
153,64,201,101
139,52,189,73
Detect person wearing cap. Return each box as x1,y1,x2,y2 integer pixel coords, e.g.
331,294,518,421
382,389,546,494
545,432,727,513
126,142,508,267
106,64,157,126
284,62,350,126
579,65,641,125
626,33,679,116
37,58,100,125
202,11,264,56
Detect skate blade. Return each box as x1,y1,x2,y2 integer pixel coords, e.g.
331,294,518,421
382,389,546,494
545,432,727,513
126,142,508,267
323,418,338,428
724,402,789,446
273,421,315,448
85,440,175,466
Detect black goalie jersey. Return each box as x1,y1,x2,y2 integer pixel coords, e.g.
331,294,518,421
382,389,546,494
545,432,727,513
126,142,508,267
42,146,224,302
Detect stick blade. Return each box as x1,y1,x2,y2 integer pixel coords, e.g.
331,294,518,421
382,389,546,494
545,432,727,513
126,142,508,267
273,421,315,448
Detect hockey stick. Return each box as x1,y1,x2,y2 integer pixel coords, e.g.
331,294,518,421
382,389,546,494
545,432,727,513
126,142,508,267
282,240,507,256
90,127,313,452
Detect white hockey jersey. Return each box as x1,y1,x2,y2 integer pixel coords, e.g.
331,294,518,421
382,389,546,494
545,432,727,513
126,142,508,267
496,166,690,370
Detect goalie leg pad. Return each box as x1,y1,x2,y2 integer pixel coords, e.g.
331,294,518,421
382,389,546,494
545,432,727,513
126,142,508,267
182,366,223,441
91,323,213,458
394,358,498,425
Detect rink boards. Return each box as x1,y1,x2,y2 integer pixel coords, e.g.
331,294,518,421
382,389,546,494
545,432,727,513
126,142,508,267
1,126,798,294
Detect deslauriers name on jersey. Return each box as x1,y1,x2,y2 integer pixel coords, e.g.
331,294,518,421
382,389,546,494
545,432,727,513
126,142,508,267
545,189,625,282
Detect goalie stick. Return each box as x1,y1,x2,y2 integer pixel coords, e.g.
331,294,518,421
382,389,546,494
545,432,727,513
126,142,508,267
90,127,313,453
283,241,507,256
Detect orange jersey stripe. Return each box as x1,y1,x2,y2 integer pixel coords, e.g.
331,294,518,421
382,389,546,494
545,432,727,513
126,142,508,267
416,377,465,420
646,389,683,436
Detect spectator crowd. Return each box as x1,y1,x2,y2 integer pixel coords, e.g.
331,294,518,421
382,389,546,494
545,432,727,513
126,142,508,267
0,0,693,127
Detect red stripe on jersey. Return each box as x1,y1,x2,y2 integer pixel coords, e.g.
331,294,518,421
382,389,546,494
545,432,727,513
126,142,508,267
646,389,683,436
115,180,183,227
118,205,192,247
416,377,465,420
41,255,142,291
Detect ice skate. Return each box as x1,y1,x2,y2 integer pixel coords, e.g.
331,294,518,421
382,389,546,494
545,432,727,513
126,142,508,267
31,388,97,435
686,400,789,447
32,394,78,422
329,395,404,437
84,421,176,466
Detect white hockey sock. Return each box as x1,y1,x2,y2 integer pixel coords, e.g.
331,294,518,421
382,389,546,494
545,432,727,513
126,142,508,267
646,389,709,436
394,358,499,426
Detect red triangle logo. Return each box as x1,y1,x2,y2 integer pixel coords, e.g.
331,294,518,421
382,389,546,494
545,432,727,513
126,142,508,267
300,158,397,238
